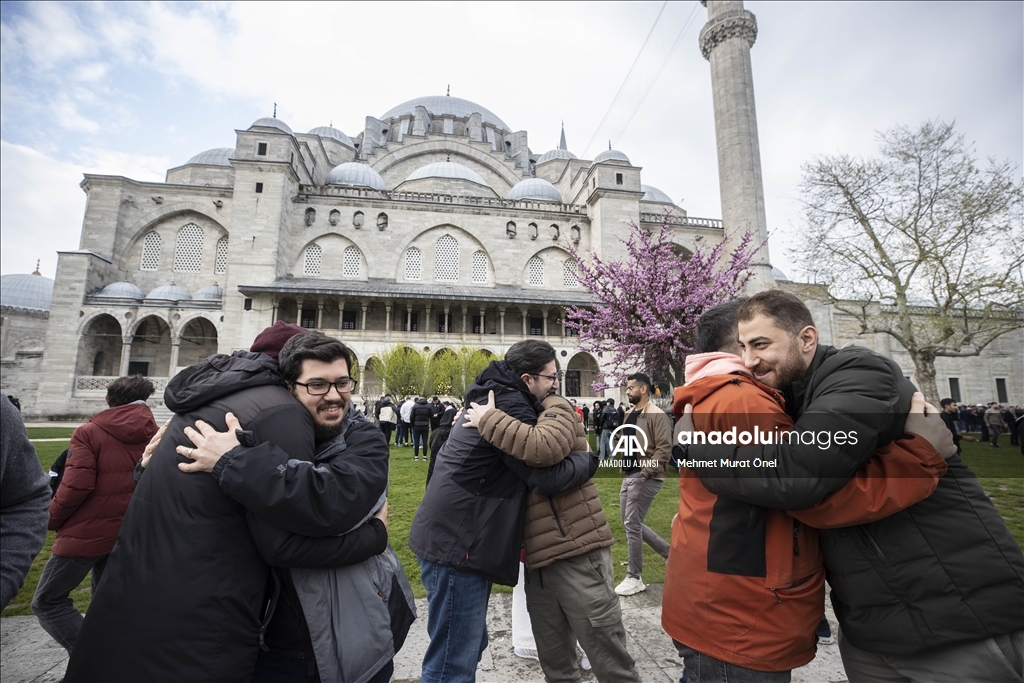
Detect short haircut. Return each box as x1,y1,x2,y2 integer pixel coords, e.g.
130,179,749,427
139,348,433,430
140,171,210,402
940,398,956,408
737,290,816,336
696,298,748,353
106,375,155,407
278,331,354,385
505,340,556,377
606,399,616,406
627,372,652,392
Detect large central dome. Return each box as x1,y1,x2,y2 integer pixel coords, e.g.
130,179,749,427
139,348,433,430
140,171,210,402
381,96,510,132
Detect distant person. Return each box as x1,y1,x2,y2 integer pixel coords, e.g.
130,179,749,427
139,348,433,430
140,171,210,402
399,396,415,447
599,399,621,459
0,396,50,610
429,396,445,431
411,396,433,461
939,399,975,456
378,395,398,445
986,402,1007,447
32,376,158,653
426,402,456,485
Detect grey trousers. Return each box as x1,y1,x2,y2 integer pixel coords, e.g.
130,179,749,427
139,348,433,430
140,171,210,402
32,553,107,653
619,475,670,579
524,548,639,683
838,627,1024,683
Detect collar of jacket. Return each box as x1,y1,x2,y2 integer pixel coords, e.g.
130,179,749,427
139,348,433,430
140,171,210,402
783,344,836,419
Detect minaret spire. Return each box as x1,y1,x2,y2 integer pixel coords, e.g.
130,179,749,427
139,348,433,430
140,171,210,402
559,122,567,151
32,259,41,276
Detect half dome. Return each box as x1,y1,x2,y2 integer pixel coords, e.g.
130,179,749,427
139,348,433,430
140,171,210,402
594,148,630,164
508,178,562,203
146,284,192,302
537,148,577,164
96,282,145,300
641,185,674,204
194,284,224,301
250,117,293,135
406,161,488,186
308,126,355,149
0,273,54,311
381,96,509,131
325,162,387,191
187,148,233,166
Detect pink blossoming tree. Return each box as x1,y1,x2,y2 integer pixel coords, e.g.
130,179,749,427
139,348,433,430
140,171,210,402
566,219,757,390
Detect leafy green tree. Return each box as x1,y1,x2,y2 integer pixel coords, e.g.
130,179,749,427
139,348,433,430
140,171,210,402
376,345,428,397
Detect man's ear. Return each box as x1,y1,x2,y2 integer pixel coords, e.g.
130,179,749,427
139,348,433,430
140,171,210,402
798,325,818,353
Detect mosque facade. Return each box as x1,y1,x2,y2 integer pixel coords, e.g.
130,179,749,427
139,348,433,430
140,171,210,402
1,93,1020,419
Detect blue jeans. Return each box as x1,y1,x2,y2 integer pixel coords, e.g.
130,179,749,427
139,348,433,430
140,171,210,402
673,640,791,682
599,429,612,459
418,557,493,683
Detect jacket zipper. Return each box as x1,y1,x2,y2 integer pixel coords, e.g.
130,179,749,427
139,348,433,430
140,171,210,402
793,520,801,557
549,497,567,536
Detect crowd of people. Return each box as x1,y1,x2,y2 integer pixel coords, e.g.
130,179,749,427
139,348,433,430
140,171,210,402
0,289,1021,683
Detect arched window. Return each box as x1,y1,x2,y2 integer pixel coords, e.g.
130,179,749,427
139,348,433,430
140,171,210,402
214,236,229,274
173,223,204,272
141,231,161,271
435,235,459,282
343,246,362,278
405,247,422,281
528,256,544,286
563,258,580,288
472,251,488,284
304,243,322,276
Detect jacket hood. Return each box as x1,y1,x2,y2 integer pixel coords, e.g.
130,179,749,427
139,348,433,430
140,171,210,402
90,402,159,444
685,352,751,384
673,371,784,418
416,397,428,405
164,351,284,413
467,360,543,414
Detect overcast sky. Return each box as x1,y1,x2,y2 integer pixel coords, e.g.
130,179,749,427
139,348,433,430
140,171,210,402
2,1,1021,281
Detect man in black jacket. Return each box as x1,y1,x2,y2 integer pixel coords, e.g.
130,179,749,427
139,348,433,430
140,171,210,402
64,324,389,683
682,290,1024,682
411,396,433,462
409,340,598,683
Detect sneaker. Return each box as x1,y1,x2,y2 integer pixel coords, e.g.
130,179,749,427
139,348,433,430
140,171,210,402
514,647,539,661
816,616,834,644
615,576,646,596
414,457,419,461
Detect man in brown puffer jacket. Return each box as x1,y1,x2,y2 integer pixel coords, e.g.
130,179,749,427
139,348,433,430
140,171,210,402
33,375,158,653
465,392,639,683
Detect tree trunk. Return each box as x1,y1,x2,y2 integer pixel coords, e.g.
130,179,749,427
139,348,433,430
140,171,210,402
911,352,940,406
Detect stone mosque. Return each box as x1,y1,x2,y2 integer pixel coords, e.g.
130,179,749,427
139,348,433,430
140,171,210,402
1,1,1020,418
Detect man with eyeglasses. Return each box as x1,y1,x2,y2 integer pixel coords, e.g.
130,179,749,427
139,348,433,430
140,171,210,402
65,326,404,683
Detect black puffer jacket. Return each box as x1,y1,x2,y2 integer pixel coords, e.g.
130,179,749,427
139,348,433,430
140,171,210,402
409,361,598,586
691,345,1024,654
65,352,321,683
411,397,433,430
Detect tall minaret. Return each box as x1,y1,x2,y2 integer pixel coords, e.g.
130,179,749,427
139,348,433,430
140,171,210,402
700,1,775,291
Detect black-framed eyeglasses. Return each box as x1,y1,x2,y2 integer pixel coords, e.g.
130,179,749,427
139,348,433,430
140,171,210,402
295,378,358,395
531,373,559,382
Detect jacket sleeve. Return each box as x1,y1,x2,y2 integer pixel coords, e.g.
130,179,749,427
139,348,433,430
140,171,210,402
787,435,947,529
476,396,577,467
247,513,387,568
691,352,901,509
215,410,389,538
500,449,598,495
641,408,673,478
48,428,98,531
0,399,50,610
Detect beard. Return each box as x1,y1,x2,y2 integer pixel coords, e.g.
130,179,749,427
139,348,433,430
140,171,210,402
312,400,347,444
628,394,640,405
753,348,807,390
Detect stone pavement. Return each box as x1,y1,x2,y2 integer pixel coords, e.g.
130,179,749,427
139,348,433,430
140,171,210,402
0,584,848,683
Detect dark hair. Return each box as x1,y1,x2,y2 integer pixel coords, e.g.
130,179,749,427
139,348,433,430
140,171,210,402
106,375,155,407
505,340,556,377
626,373,652,393
696,298,747,353
737,290,816,336
278,331,354,384
606,399,616,407
940,398,956,408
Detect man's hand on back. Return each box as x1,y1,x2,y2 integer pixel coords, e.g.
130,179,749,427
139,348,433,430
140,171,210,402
463,390,496,430
178,412,243,473
905,392,958,460
140,419,171,469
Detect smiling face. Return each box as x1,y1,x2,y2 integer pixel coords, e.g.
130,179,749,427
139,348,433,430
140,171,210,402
520,359,559,401
737,314,817,390
290,356,351,442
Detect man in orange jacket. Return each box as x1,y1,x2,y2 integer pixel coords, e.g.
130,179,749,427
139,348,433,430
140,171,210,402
663,298,953,681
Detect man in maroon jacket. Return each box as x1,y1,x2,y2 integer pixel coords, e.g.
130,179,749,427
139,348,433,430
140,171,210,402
32,375,158,653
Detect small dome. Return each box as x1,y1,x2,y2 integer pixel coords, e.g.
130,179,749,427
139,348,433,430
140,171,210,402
325,162,386,190
194,284,224,301
187,148,233,166
250,117,293,135
96,282,145,300
508,178,562,203
594,148,630,164
537,148,577,164
0,273,54,312
308,126,355,149
406,161,488,186
641,185,675,204
771,267,790,281
381,95,510,131
146,284,192,302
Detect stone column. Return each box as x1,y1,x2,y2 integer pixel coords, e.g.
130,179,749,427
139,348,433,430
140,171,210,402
521,307,528,336
499,307,506,343
295,301,302,326
461,305,468,342
480,307,486,337
361,301,369,338
700,0,775,292
541,306,549,337
119,335,133,375
406,305,413,334
424,304,432,336
385,304,392,339
443,304,451,336
316,299,324,329
168,338,180,377
271,298,278,324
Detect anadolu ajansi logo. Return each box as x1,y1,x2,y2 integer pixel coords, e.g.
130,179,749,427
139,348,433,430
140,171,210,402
609,424,648,460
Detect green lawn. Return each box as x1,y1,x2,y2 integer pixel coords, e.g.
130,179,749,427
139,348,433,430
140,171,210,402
4,430,1021,617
